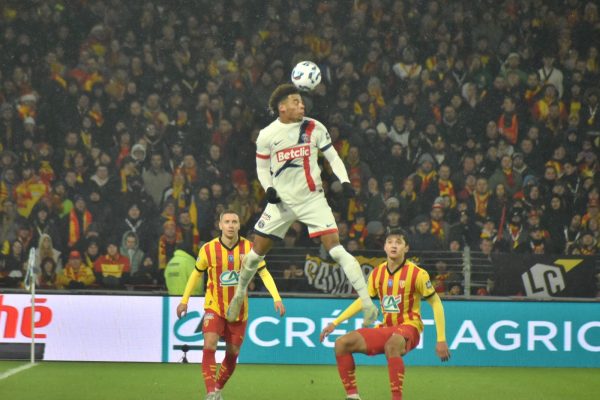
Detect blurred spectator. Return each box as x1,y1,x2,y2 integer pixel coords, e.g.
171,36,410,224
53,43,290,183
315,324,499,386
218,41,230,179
93,240,130,288
62,194,92,251
57,250,95,289
142,152,172,207
131,255,158,286
164,246,203,295
410,215,441,251
14,163,49,218
37,257,58,289
120,231,145,276
34,233,62,272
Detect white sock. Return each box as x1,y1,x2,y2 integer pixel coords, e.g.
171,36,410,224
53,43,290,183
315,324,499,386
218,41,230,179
329,245,373,306
235,249,264,295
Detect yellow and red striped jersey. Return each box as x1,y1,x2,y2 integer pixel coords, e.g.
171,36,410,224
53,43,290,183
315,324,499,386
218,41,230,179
195,237,265,322
368,259,435,333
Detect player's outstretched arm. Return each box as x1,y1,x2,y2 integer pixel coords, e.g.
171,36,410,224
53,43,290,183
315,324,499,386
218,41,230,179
426,293,451,362
258,267,285,316
322,147,352,192
319,298,363,342
177,269,203,319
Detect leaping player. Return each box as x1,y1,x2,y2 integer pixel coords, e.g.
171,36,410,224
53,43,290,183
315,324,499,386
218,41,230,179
226,83,379,326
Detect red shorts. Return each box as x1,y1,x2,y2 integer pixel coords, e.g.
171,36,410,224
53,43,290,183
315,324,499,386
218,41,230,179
202,311,247,346
356,324,421,356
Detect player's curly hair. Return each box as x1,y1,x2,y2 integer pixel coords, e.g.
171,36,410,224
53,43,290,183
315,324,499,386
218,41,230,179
268,83,300,116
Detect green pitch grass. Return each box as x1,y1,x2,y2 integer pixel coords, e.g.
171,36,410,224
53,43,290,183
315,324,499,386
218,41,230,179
0,361,598,400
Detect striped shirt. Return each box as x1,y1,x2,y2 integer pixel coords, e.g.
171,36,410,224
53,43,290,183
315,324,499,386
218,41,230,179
195,237,265,322
368,259,435,333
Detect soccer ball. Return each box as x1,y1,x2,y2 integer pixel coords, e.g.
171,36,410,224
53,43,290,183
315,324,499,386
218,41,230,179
291,61,321,91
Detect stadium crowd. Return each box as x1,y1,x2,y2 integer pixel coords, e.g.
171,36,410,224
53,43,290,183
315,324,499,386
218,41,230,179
0,0,598,292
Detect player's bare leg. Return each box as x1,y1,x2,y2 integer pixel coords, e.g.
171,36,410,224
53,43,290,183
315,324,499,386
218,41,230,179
384,334,407,400
334,331,368,400
321,233,378,327
226,235,273,322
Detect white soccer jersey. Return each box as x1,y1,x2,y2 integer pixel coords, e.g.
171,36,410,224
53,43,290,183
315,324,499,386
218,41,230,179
256,117,332,205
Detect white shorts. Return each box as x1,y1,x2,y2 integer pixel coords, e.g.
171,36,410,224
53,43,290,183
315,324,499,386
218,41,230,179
254,191,338,240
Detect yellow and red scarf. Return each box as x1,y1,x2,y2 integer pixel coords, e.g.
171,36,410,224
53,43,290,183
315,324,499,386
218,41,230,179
474,192,490,218
158,231,182,269
68,209,92,247
417,170,437,193
438,179,456,208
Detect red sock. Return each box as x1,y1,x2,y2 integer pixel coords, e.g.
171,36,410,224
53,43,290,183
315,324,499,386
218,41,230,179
387,356,405,400
336,354,358,396
202,349,217,393
216,352,238,389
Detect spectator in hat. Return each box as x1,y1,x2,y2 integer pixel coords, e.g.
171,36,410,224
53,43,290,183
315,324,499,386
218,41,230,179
501,52,527,84
501,206,528,252
94,240,130,288
413,153,437,194
57,250,95,289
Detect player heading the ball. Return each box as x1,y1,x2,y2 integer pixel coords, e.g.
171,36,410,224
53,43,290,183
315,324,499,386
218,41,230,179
226,82,378,327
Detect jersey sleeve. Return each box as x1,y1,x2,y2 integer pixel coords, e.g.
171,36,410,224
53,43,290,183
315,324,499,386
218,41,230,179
313,120,332,152
367,269,378,298
256,259,267,271
255,129,270,159
195,244,209,272
416,269,436,298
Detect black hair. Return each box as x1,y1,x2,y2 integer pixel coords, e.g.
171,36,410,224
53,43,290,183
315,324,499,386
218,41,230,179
385,227,409,241
268,83,300,115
